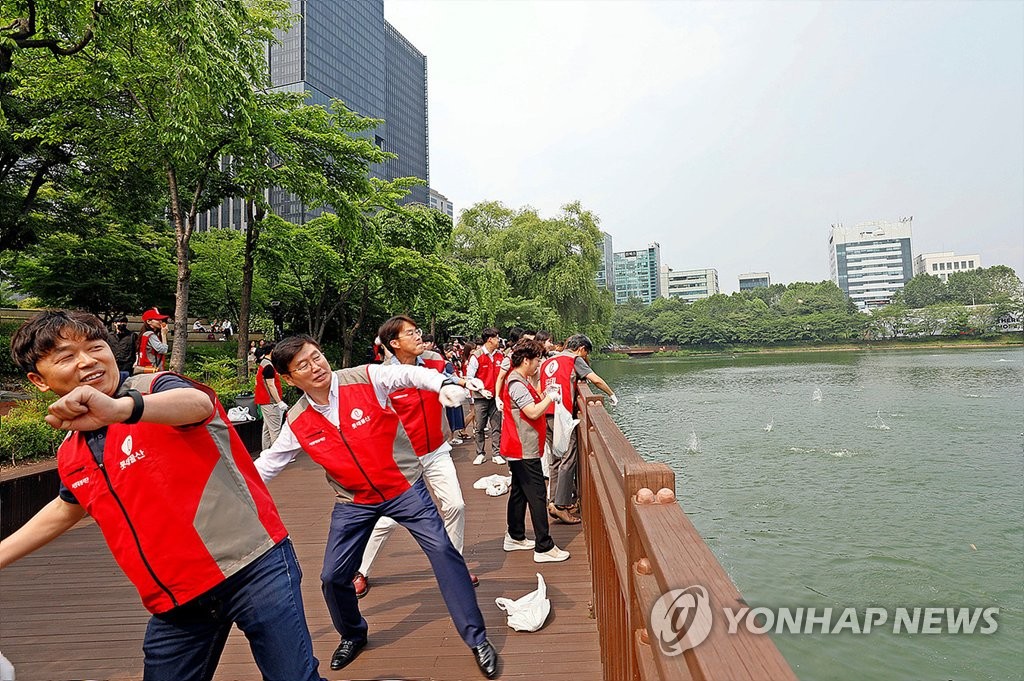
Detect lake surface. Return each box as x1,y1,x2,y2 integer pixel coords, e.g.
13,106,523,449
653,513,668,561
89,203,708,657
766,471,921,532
594,348,1024,681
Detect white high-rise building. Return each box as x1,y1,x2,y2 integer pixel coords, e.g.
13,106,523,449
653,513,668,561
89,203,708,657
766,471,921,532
829,218,914,310
913,251,981,282
739,272,771,291
428,188,454,219
660,266,719,303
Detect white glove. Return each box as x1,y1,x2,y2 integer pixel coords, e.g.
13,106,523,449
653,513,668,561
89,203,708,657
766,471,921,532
607,393,619,407
276,401,288,411
495,395,505,413
545,384,562,404
480,389,494,400
439,384,470,408
464,377,485,393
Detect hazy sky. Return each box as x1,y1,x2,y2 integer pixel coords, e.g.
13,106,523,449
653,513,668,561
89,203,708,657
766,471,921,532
385,0,1024,293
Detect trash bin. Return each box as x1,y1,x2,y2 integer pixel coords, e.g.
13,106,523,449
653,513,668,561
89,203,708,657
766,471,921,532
230,393,263,456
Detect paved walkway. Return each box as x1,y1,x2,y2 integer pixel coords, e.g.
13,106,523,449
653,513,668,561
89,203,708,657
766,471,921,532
0,441,600,680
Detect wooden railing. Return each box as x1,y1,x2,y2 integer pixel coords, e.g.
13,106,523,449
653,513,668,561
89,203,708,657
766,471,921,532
576,383,798,681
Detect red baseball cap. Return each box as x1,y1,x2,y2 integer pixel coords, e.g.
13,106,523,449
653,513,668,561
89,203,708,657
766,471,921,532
141,307,170,321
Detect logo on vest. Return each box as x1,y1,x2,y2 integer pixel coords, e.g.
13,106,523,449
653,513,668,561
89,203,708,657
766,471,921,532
544,359,559,377
118,435,146,471
350,407,371,429
71,476,90,489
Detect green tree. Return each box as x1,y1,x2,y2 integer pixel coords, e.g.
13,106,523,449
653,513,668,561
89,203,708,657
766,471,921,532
15,0,291,371
5,225,175,318
897,274,948,308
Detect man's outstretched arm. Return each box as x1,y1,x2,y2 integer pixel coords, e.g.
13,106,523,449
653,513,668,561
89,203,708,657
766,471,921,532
0,497,87,568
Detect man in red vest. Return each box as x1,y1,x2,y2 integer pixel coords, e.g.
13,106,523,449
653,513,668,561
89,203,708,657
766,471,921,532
135,307,170,372
353,316,483,598
255,335,498,678
1,310,324,680
540,333,618,523
465,327,505,466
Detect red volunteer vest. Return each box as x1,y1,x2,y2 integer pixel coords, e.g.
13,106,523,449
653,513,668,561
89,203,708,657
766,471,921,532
287,367,421,504
254,358,282,405
541,351,579,416
56,373,287,614
475,349,504,393
388,351,447,456
499,372,546,460
136,330,165,369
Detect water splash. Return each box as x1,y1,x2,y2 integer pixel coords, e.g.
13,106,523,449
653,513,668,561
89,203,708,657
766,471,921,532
870,410,891,431
764,417,774,432
812,388,823,402
686,429,702,453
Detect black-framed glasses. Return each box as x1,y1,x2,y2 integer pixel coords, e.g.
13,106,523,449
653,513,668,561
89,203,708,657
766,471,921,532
290,352,324,374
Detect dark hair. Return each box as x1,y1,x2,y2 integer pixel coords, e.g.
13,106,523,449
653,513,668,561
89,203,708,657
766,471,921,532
272,334,321,375
481,327,500,342
565,334,593,353
510,339,545,368
379,315,416,352
422,333,434,344
11,310,109,374
534,330,552,343
460,340,477,364
507,327,525,344
255,342,276,361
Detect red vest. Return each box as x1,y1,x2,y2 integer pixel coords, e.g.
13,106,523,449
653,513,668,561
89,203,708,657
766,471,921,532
56,373,287,614
499,372,546,460
286,367,421,504
475,349,504,393
136,330,165,369
541,351,579,416
254,358,282,405
388,351,448,456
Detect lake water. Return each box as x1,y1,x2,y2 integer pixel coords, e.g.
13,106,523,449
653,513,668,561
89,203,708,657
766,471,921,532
594,348,1024,681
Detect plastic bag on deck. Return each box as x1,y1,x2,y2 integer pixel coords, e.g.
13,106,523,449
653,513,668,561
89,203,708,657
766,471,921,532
495,573,551,632
551,401,579,459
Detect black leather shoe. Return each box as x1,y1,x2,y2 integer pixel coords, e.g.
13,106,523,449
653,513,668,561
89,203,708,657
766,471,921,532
330,637,367,671
471,639,498,678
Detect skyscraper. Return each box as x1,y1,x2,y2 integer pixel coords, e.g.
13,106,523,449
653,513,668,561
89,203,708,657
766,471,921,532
828,218,914,310
595,232,614,292
612,243,661,305
200,0,429,230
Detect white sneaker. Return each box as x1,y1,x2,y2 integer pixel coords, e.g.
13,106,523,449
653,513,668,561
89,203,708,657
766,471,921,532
503,533,536,551
449,437,464,445
473,454,486,465
492,455,506,465
534,545,571,563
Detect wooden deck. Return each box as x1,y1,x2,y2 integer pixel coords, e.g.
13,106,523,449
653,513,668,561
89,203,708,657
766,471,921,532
0,442,600,680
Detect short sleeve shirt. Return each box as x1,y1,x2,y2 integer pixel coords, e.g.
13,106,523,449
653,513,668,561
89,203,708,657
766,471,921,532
508,379,537,410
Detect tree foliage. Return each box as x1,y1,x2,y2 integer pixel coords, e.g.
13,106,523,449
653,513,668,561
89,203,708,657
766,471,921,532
448,200,612,342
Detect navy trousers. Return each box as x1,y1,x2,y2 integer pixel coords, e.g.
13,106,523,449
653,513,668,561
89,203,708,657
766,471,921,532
320,477,487,648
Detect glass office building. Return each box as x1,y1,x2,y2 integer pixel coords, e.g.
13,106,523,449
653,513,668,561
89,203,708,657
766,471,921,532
613,243,662,305
200,0,429,230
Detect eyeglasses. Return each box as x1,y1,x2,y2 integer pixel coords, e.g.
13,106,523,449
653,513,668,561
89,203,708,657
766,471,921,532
400,328,423,339
290,351,324,374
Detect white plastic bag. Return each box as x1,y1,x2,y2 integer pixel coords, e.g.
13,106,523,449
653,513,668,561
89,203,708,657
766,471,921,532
473,474,511,497
551,401,579,459
227,406,256,422
495,573,551,632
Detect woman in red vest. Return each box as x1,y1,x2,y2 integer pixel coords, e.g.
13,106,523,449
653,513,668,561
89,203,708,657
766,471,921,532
500,340,571,564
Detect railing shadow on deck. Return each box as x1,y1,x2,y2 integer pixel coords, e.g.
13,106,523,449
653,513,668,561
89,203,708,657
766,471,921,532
576,383,798,681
